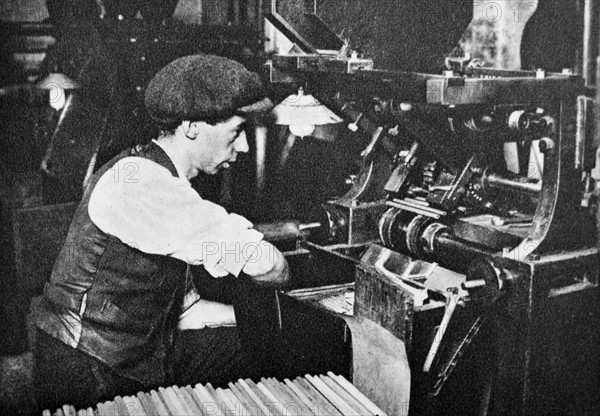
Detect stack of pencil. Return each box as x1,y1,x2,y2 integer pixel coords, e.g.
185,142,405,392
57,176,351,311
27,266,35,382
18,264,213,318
43,372,387,415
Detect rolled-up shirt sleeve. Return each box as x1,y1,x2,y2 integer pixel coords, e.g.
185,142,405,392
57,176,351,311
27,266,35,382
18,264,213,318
88,156,263,277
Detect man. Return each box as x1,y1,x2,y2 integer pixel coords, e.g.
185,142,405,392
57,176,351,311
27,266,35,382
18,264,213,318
33,54,289,411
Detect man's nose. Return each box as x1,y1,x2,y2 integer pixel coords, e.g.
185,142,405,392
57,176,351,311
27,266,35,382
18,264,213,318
234,131,249,153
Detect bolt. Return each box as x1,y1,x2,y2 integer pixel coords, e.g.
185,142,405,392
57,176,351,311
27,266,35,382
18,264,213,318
462,279,486,289
536,68,546,79
348,113,363,132
447,286,459,295
539,138,555,153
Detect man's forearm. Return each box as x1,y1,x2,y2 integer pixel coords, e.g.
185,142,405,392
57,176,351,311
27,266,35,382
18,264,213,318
242,241,290,287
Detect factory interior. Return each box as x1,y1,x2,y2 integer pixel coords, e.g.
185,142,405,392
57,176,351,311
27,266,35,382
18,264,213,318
1,0,599,415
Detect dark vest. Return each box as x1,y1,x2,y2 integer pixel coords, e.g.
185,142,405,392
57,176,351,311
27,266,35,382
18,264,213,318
35,142,188,386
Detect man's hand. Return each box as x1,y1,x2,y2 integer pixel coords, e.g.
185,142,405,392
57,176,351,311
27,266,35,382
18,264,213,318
242,240,290,287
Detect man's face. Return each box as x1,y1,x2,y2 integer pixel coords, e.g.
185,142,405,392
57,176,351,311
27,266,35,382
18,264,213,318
191,115,250,175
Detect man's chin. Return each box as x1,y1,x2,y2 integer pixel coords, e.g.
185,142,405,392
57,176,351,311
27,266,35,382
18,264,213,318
203,162,231,175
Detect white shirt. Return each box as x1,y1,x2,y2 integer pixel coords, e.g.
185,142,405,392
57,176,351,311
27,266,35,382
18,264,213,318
87,143,264,279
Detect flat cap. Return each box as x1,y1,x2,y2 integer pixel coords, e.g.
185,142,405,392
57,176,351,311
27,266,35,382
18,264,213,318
145,54,272,127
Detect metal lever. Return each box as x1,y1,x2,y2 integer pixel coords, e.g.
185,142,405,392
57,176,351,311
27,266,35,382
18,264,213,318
347,112,363,132
361,126,384,157
423,287,460,372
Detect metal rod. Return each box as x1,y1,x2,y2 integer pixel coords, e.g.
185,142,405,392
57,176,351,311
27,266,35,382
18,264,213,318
255,126,267,198
596,56,600,151
423,288,460,372
583,0,595,86
386,201,442,219
485,172,541,195
393,198,447,216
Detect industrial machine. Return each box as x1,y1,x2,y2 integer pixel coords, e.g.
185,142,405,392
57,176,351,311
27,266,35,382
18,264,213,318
266,2,600,415
2,1,598,414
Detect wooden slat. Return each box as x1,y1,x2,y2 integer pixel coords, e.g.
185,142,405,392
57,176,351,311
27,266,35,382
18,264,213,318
113,396,131,416
214,387,237,415
137,392,156,415
149,390,171,416
228,381,266,416
222,387,245,415
319,375,374,415
294,377,343,416
327,372,387,416
284,378,319,415
179,385,205,416
305,374,358,415
256,380,286,416
236,379,272,416
241,379,279,416
268,378,314,415
124,395,146,416
194,383,224,416
172,386,195,415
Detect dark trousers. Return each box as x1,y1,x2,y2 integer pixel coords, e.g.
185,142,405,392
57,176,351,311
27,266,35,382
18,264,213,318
34,330,144,413
170,326,251,388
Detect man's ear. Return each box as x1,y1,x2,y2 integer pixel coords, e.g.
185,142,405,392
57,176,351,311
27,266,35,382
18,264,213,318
181,121,194,140
181,121,206,140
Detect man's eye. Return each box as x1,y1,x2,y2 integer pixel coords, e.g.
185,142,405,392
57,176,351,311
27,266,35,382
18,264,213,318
229,131,241,144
